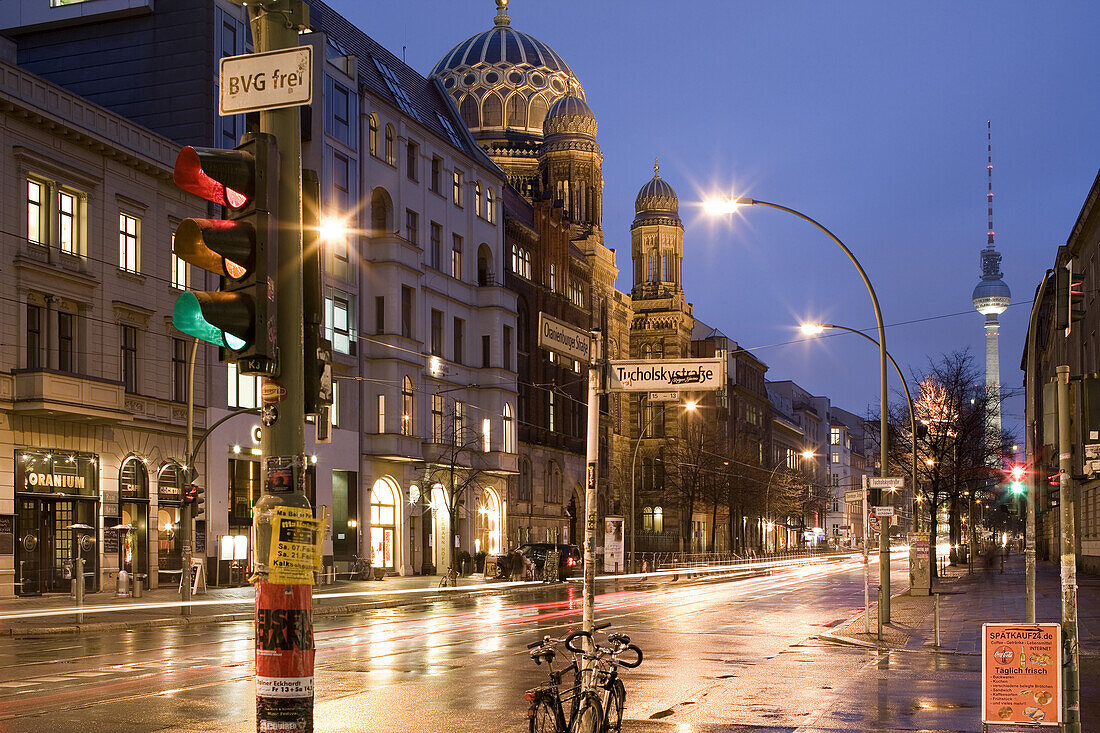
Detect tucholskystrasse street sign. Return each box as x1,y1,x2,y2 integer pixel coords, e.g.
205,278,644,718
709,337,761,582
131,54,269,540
219,47,313,116
537,312,591,364
868,476,905,489
608,358,724,392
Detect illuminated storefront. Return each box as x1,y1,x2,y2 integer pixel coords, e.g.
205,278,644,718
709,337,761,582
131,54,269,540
118,457,149,586
370,477,398,571
156,463,184,585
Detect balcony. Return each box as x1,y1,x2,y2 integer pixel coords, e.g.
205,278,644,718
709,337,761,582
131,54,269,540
9,370,131,423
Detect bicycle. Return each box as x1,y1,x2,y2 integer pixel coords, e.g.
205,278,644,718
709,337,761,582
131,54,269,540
351,553,371,581
526,629,603,733
566,626,642,733
438,566,459,588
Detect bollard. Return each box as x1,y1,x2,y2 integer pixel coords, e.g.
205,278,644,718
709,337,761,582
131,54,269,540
877,586,884,642
934,593,941,648
116,569,130,598
74,557,85,624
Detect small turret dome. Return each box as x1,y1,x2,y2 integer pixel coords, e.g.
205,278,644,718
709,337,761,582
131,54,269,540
632,162,681,229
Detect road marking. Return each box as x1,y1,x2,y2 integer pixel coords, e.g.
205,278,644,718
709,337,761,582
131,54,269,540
0,682,35,688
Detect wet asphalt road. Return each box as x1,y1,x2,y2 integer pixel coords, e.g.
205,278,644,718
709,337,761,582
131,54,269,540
0,556,1088,732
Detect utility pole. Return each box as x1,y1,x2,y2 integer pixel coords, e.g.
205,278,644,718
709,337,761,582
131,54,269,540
247,3,315,732
582,332,601,636
1056,365,1081,733
181,337,199,616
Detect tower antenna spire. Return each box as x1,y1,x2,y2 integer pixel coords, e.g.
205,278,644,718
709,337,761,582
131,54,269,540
987,120,994,248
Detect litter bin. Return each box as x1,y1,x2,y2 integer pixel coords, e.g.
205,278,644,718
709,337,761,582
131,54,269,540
132,573,145,598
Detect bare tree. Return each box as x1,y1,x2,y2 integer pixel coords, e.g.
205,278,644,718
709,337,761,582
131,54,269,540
662,419,725,556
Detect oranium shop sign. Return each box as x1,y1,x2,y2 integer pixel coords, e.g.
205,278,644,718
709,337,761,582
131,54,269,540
608,358,724,392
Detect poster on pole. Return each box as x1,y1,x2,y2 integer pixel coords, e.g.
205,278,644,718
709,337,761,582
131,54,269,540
981,623,1062,726
267,506,325,585
603,516,624,573
607,358,724,392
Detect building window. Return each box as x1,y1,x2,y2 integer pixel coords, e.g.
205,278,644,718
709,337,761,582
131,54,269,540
474,180,483,217
57,311,75,373
546,461,562,503
830,426,841,445
330,81,351,145
548,391,557,432
406,140,418,180
325,292,354,354
228,363,260,408
452,234,463,279
430,309,443,356
119,213,139,272
228,458,261,526
405,209,419,245
375,295,385,334
401,286,414,339
511,244,531,279
642,506,664,533
517,457,531,501
452,168,463,206
549,263,557,291
482,418,491,452
330,378,341,428
429,222,442,269
831,451,840,464
482,334,491,368
503,403,515,453
120,325,138,392
27,179,44,244
401,376,414,436
171,247,189,290
59,191,76,254
503,326,512,371
368,114,379,156
377,394,386,433
453,400,465,442
431,156,442,193
485,187,495,223
26,304,42,369
432,394,445,443
568,280,584,308
384,123,395,165
453,317,465,365
172,338,189,402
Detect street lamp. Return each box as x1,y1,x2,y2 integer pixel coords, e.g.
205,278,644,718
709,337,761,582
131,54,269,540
800,322,920,533
630,399,696,572
708,195,892,621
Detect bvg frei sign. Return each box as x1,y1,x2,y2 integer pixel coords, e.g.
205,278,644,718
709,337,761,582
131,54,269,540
608,358,724,392
219,47,313,116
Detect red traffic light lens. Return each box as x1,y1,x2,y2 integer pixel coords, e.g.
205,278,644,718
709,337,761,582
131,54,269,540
174,147,252,209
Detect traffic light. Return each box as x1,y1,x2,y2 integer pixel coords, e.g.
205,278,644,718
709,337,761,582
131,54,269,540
184,483,206,516
172,132,279,376
1055,261,1086,336
1007,464,1025,496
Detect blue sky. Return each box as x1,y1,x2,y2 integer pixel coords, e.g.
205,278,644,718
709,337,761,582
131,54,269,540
328,0,1100,439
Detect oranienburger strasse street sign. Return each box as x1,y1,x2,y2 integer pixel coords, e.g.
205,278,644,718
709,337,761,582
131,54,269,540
844,490,865,504
219,47,313,116
537,312,591,364
608,358,724,392
868,476,905,489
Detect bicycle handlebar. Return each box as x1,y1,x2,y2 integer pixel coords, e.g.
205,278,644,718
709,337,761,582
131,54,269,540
615,644,643,669
564,630,590,654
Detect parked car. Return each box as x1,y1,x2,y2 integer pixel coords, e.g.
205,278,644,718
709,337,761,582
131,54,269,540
516,543,582,578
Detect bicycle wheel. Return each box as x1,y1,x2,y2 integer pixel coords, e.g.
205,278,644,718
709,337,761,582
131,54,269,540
569,692,603,733
603,679,625,732
530,692,561,733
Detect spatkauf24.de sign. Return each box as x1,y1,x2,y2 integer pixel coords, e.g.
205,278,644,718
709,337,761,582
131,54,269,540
608,358,724,392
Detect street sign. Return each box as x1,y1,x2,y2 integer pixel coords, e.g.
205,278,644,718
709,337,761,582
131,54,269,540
608,358,724,392
873,506,895,518
868,476,904,489
219,47,313,116
981,623,1062,726
844,490,865,504
538,312,591,364
647,391,680,402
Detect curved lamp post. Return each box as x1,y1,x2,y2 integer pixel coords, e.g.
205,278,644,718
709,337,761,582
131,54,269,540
706,196,891,621
801,322,919,534
630,400,696,573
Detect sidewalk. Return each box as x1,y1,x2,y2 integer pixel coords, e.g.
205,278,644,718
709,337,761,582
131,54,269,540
825,553,1100,656
0,572,520,636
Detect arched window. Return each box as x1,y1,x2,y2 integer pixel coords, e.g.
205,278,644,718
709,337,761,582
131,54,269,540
474,180,483,217
517,456,531,501
120,456,148,499
642,505,653,532
545,461,562,503
369,477,399,570
370,187,394,235
460,94,479,128
503,403,515,453
401,376,414,436
485,187,495,223
475,489,501,554
529,94,550,131
653,506,663,533
157,462,183,503
384,123,395,165
505,93,527,129
482,94,502,128
368,114,379,157
477,243,493,286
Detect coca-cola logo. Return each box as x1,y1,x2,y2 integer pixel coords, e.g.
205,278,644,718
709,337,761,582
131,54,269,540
994,646,1013,665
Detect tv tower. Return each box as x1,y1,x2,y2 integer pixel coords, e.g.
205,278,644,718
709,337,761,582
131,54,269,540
971,121,1010,437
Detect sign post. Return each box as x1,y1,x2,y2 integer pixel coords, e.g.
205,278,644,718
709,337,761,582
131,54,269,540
982,623,1062,728
868,475,903,624
861,476,870,634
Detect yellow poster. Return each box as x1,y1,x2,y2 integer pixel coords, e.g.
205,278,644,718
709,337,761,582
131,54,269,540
268,506,324,585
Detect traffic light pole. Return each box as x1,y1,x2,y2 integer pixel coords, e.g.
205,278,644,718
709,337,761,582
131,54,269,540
1056,365,1081,733
181,337,199,616
582,333,601,639
248,2,313,732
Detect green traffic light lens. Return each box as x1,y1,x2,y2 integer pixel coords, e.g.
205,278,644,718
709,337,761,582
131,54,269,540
173,293,247,350
1010,481,1025,495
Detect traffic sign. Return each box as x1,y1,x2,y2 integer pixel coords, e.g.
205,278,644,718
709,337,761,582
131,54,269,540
537,312,591,364
608,358,724,392
873,506,895,518
868,476,904,489
844,490,865,504
219,47,313,116
868,512,881,534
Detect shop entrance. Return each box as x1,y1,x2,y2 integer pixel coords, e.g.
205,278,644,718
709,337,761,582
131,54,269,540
16,496,98,595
